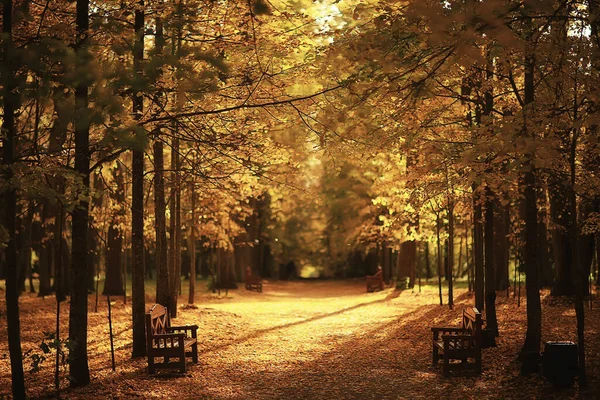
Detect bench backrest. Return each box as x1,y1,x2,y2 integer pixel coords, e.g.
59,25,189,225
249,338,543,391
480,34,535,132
462,307,482,344
146,304,170,345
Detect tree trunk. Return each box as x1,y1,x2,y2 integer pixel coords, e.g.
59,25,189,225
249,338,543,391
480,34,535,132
189,183,196,304
424,242,432,281
104,225,124,295
550,183,574,295
154,138,170,308
494,201,510,291
2,0,26,395
131,0,146,359
473,195,484,311
68,0,91,386
447,198,454,309
436,213,443,305
484,189,499,337
537,200,553,288
519,35,542,375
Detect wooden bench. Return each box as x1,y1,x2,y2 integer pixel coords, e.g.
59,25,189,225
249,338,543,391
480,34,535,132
245,266,262,292
431,307,482,377
366,269,384,292
145,304,198,373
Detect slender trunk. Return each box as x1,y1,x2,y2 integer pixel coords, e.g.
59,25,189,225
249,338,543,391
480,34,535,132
189,183,196,304
447,198,454,310
473,195,484,311
484,189,499,336
436,212,443,305
155,139,169,307
494,201,510,291
424,242,431,281
3,0,26,396
457,233,463,279
69,0,91,386
131,0,146,358
596,234,600,286
520,31,542,374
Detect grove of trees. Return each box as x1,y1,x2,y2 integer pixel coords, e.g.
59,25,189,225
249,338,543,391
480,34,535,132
1,0,599,397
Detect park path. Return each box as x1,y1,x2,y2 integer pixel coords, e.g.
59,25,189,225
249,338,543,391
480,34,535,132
160,280,466,400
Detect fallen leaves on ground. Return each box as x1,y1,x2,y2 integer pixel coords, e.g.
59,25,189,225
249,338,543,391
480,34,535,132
0,280,598,399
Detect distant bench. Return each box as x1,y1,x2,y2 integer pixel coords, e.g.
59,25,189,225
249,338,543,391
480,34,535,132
145,304,198,373
366,269,384,292
431,307,482,377
245,267,263,292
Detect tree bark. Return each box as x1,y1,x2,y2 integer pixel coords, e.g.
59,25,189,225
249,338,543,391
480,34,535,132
68,0,91,386
154,139,170,308
447,198,454,310
131,0,146,359
494,201,510,291
473,195,484,312
189,182,196,304
484,189,498,337
519,31,542,375
2,0,26,395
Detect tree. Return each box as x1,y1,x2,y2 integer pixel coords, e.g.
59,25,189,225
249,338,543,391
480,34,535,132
131,0,147,359
68,0,91,386
2,0,26,397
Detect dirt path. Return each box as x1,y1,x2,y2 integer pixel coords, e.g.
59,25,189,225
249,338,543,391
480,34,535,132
1,279,598,399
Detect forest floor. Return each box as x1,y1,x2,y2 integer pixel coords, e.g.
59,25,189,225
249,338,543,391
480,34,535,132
0,279,599,399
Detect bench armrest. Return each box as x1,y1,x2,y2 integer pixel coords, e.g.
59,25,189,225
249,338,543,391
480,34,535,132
167,325,198,338
167,325,198,331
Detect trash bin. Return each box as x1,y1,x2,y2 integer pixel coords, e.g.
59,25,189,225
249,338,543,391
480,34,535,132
542,341,578,388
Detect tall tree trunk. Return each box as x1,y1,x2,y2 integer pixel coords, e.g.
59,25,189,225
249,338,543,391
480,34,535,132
550,184,573,295
2,0,26,395
519,30,542,375
189,182,196,304
424,242,431,280
537,200,553,288
154,138,169,307
154,8,170,310
473,196,484,311
447,198,454,309
131,0,146,358
494,201,510,291
436,212,443,305
484,189,498,336
69,0,91,386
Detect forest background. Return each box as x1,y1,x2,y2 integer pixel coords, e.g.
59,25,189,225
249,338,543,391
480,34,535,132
2,0,600,398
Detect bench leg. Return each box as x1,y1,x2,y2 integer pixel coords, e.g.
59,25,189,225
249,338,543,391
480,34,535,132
432,344,439,365
476,353,482,375
192,343,198,364
180,346,186,373
443,353,450,377
148,356,155,374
